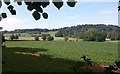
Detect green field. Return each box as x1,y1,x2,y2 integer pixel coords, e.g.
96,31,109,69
4,40,119,63
2,39,119,72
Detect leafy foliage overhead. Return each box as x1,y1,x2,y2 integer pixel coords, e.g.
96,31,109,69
52,0,63,10
67,0,77,7
1,13,7,18
32,11,41,20
0,0,77,21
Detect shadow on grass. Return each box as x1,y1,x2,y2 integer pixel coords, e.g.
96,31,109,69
2,47,97,73
16,48,48,53
6,40,36,41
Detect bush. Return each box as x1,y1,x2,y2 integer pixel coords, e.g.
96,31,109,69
96,37,105,42
10,34,15,41
14,34,19,40
9,34,19,41
64,37,68,41
41,34,46,41
47,36,54,41
34,36,39,41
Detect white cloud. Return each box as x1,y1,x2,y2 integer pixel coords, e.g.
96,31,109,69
0,16,27,31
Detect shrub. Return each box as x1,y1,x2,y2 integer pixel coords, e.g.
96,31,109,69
96,37,105,42
81,55,93,66
10,34,15,41
47,36,54,41
64,37,68,41
115,60,120,68
9,34,19,41
14,34,19,40
34,36,39,41
41,34,46,41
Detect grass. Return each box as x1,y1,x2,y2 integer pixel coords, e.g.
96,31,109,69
3,47,77,72
4,40,119,64
41,31,58,37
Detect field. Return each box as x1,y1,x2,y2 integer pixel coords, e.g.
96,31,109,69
2,32,119,72
4,40,119,64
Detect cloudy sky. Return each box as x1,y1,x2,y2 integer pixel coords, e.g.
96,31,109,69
0,0,118,31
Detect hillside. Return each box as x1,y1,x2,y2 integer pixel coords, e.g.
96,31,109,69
56,24,120,37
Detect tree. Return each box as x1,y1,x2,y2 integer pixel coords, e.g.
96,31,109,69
14,34,19,40
108,31,120,40
0,0,77,21
2,35,5,43
10,34,15,41
2,35,5,47
55,31,63,37
9,34,19,40
56,24,120,38
47,36,54,41
95,33,106,42
83,28,97,41
64,37,68,41
41,34,46,41
34,36,39,41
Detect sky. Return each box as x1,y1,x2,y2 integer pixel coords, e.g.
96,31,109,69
0,0,119,31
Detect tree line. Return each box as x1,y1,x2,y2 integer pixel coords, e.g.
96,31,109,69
2,28,58,34
7,34,54,41
55,24,120,41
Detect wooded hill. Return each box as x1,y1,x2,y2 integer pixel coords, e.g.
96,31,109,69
55,24,120,41
55,24,120,37
2,24,120,41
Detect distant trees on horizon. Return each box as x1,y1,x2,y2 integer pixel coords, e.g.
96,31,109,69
2,24,120,42
55,24,120,41
10,34,19,41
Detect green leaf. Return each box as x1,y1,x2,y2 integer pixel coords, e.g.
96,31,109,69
3,0,10,5
17,2,22,6
32,11,41,20
41,0,50,8
27,5,34,11
35,6,43,13
10,10,16,15
52,0,63,10
7,5,14,10
42,13,48,19
1,13,7,18
24,2,32,5
67,0,77,7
